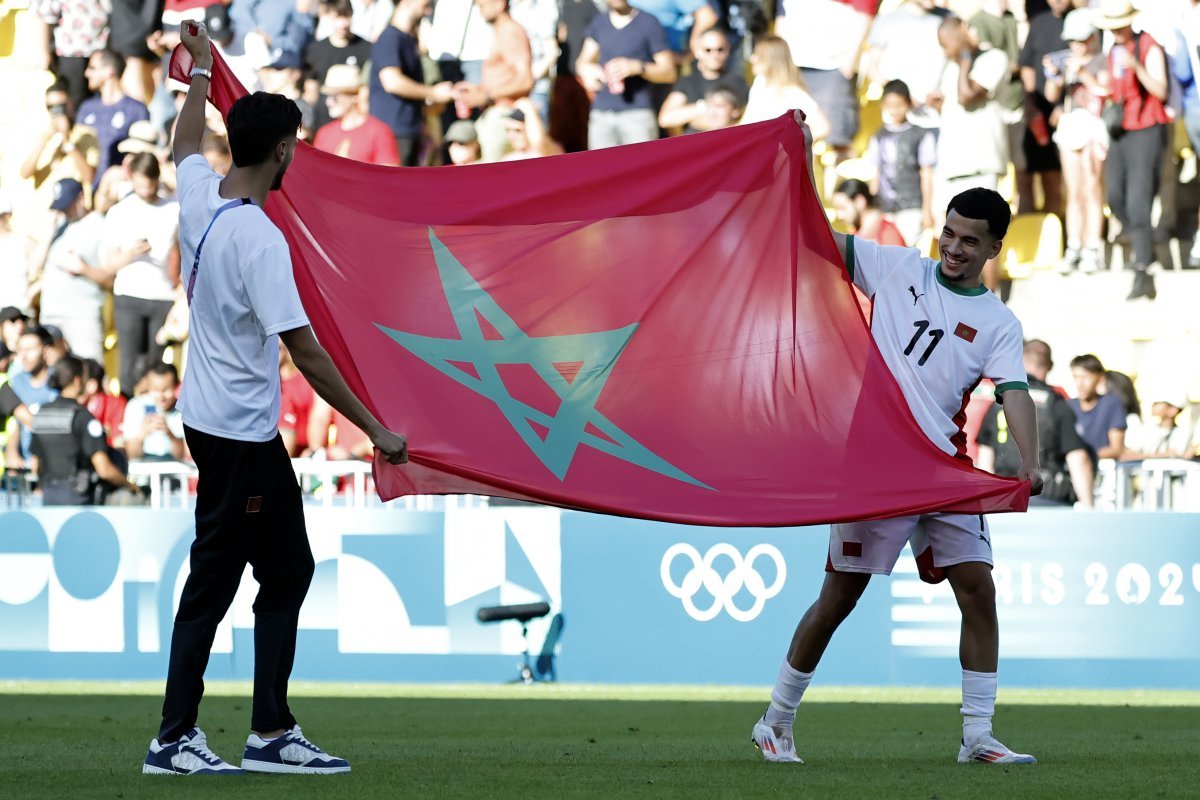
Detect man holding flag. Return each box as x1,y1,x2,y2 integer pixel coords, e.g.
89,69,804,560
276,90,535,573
142,21,407,777
752,112,1044,767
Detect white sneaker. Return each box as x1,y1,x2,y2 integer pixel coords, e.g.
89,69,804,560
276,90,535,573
142,726,244,775
751,717,804,763
1079,247,1103,274
957,735,1036,765
1057,246,1081,274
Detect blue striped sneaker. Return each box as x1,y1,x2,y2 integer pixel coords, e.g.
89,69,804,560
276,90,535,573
142,726,244,775
241,725,351,774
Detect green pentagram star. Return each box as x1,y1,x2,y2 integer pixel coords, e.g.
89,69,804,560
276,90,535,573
375,229,711,489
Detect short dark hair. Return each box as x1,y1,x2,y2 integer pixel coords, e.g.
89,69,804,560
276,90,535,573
1022,339,1052,371
881,79,911,103
705,86,742,109
21,325,54,348
46,80,70,97
834,178,874,205
1070,353,1105,375
226,92,302,167
321,0,354,16
92,49,126,79
1105,370,1141,418
142,362,179,385
49,355,85,391
946,188,1011,239
696,25,731,41
128,151,160,180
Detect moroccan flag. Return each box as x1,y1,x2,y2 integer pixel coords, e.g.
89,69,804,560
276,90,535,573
169,47,1029,526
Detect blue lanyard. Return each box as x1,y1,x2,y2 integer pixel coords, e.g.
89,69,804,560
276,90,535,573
186,197,252,304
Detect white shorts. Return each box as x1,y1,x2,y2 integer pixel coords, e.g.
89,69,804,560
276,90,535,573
828,513,992,584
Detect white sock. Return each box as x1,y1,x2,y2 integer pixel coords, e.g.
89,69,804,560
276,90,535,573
1067,239,1081,251
764,660,813,726
961,669,997,745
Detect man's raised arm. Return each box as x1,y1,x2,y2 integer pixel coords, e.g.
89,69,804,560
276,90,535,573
173,22,215,165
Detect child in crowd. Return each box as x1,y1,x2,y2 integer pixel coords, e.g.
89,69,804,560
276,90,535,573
1044,8,1108,274
695,86,744,132
863,80,936,246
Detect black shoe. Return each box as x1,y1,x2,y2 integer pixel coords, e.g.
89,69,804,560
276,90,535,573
1127,270,1156,301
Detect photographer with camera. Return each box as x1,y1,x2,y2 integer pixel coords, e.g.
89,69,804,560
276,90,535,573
29,355,139,505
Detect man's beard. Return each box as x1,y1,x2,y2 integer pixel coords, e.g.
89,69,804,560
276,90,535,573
270,161,287,191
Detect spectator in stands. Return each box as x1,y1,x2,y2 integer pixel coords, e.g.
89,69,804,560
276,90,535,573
445,119,484,165
977,339,1094,507
510,0,560,123
552,0,601,152
0,307,28,363
42,326,70,368
1104,368,1143,443
100,152,180,395
229,0,315,85
1068,353,1126,461
576,0,676,150
694,85,743,131
21,82,102,199
123,362,186,462
4,326,58,466
35,0,110,109
1017,0,1069,219
1125,392,1194,458
862,0,948,119
455,0,536,162
369,0,455,166
107,0,162,103
929,17,1009,222
78,49,150,185
830,179,906,246
347,0,395,41
864,79,936,245
304,0,373,132
308,396,373,460
658,26,749,135
1176,1,1200,268
33,177,110,362
636,0,717,58
279,342,316,457
82,357,126,447
428,0,495,92
774,0,876,159
315,64,402,165
971,0,1025,210
0,194,33,313
740,35,828,138
1045,8,1107,274
202,134,233,175
0,342,11,376
30,355,137,505
1097,0,1170,301
500,100,564,159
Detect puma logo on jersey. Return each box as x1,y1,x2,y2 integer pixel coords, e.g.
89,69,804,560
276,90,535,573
955,322,978,342
908,286,924,305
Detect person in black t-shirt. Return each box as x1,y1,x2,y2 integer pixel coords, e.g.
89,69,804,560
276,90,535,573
658,26,749,134
304,0,374,132
1016,0,1070,218
29,355,136,505
976,339,1094,507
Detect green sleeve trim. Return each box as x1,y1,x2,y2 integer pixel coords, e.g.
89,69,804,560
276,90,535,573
994,381,1029,400
845,235,856,282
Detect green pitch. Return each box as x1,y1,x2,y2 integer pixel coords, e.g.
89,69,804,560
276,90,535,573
4,682,1198,799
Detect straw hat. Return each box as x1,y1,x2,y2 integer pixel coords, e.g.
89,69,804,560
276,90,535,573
1093,0,1136,31
321,63,363,95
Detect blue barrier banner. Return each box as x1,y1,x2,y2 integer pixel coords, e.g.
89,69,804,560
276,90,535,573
0,507,1197,688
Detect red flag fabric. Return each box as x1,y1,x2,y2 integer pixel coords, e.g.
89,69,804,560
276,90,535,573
169,47,1029,526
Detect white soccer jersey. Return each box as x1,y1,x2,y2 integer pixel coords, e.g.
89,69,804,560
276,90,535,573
848,236,1027,458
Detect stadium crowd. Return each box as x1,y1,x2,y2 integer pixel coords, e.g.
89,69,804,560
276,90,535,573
0,0,1198,507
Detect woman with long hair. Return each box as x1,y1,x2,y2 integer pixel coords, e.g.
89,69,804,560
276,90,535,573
740,35,831,141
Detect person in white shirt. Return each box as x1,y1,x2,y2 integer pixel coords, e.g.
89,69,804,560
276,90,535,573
739,35,830,140
143,22,407,778
122,362,186,462
100,152,180,395
752,112,1044,769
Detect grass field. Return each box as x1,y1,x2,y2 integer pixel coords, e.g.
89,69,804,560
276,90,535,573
4,682,1198,799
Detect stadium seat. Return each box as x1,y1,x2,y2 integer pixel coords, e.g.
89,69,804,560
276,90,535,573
1002,212,1063,279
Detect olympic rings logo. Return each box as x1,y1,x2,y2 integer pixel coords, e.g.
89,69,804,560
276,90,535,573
660,543,787,622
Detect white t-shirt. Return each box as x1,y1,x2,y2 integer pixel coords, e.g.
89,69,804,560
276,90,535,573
776,0,863,71
175,155,309,442
41,211,106,319
936,49,1010,180
103,193,180,301
122,395,186,459
428,0,495,62
849,236,1027,458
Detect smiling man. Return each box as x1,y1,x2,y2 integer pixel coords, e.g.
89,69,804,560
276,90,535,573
751,112,1044,768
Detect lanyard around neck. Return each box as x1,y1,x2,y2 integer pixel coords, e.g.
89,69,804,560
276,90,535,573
186,197,253,305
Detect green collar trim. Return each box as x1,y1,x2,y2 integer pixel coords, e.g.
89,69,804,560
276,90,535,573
934,263,989,296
